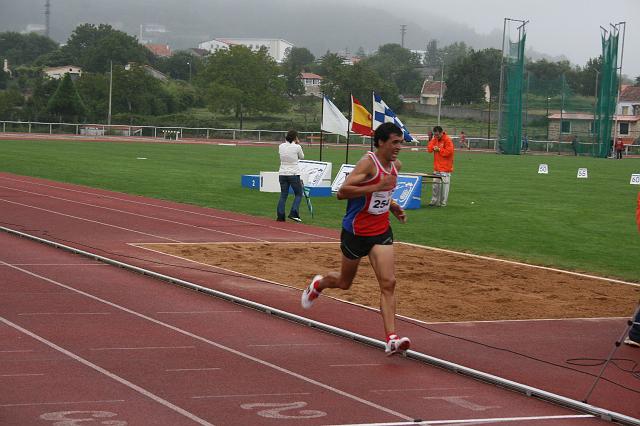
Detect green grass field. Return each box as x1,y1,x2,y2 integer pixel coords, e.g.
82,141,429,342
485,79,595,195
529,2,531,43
1,138,639,281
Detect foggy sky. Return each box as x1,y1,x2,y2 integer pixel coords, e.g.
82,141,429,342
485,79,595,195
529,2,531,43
0,0,637,78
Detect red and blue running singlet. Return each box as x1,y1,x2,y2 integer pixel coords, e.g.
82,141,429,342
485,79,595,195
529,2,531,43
342,152,398,236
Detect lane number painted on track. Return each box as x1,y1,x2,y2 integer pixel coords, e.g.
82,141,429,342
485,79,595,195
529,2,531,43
40,411,127,425
240,402,326,419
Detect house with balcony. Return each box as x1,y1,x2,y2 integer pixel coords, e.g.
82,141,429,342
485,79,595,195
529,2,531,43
43,65,82,80
300,72,323,97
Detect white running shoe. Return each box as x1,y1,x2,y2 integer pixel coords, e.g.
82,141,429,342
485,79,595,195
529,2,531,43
385,335,411,356
301,275,322,309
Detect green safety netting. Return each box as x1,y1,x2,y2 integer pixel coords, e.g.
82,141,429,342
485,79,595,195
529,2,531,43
499,32,526,155
594,31,619,158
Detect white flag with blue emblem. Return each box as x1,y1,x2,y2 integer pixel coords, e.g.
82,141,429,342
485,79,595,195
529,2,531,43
372,92,417,143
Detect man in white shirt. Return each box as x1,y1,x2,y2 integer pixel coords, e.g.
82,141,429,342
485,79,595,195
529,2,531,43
277,130,304,222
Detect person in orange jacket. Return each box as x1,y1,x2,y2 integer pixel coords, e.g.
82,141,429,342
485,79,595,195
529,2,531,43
427,126,454,207
625,192,640,347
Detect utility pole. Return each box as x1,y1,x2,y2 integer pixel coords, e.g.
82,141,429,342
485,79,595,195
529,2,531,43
400,25,407,48
45,0,51,38
107,61,113,127
437,59,444,126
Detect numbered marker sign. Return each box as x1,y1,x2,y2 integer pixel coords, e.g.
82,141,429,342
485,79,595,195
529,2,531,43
538,164,549,174
577,168,588,179
631,174,640,185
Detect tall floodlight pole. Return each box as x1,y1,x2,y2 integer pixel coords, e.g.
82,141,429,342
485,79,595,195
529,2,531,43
107,61,113,127
437,59,444,125
400,25,407,48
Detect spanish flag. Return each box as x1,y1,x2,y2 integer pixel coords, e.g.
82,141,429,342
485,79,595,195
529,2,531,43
350,95,373,137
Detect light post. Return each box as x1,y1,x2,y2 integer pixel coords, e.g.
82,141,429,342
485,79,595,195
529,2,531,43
545,96,551,140
437,56,445,126
187,61,192,82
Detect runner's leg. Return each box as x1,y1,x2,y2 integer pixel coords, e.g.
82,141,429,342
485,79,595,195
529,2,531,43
368,244,396,336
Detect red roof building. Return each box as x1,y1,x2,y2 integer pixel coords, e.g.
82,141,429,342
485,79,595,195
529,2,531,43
145,44,172,57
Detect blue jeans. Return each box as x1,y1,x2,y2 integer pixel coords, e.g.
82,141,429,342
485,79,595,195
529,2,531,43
277,175,302,219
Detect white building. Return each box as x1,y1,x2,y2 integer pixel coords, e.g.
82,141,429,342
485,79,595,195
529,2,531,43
198,38,294,63
43,65,83,80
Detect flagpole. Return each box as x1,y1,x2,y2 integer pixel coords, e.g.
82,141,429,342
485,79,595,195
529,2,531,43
319,93,324,161
370,91,374,151
346,93,352,164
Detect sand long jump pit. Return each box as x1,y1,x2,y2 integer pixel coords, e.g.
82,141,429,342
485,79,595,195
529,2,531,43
139,242,640,323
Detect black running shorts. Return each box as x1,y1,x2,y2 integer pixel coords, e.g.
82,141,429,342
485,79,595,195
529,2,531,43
340,227,393,260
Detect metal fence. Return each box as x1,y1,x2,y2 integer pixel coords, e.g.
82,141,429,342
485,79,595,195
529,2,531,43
2,120,639,156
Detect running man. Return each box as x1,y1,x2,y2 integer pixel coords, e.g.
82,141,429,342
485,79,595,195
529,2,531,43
301,122,410,355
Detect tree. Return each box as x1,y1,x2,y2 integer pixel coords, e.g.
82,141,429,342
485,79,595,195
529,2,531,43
60,24,151,73
154,51,203,81
0,32,58,66
47,73,87,121
634,75,640,87
424,39,439,66
362,44,423,95
0,89,24,120
281,47,316,97
199,45,287,128
445,48,501,104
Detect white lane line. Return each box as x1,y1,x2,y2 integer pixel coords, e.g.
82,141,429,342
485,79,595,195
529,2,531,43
400,241,640,288
165,368,221,372
0,175,337,240
0,186,268,242
247,343,337,347
0,350,34,353
90,346,195,351
0,373,45,377
371,387,475,394
0,399,126,408
0,199,182,242
1,260,414,421
413,316,630,325
329,364,382,368
4,263,106,266
192,392,311,399
18,312,111,316
325,414,595,425
0,317,213,426
157,311,242,314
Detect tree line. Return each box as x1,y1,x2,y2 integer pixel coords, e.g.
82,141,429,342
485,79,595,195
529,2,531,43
1,26,637,128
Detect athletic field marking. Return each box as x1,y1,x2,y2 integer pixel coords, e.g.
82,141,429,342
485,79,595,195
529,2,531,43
0,373,45,377
1,260,414,421
0,317,213,426
0,185,269,242
132,241,337,245
330,364,382,368
326,414,595,425
248,343,338,347
165,368,221,372
0,399,125,408
0,199,182,242
0,349,34,353
192,392,311,399
89,346,196,351
401,241,640,288
18,312,111,316
371,387,475,393
6,263,106,266
156,310,242,314
0,175,337,240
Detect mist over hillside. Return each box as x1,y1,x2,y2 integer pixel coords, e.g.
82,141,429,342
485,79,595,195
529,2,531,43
0,0,504,53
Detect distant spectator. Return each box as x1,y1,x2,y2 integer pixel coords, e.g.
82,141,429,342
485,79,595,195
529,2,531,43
427,126,454,207
521,134,529,153
615,138,624,159
571,135,578,156
276,130,304,222
459,131,468,149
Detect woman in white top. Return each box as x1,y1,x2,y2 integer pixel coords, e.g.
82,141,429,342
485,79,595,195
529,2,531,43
277,130,304,222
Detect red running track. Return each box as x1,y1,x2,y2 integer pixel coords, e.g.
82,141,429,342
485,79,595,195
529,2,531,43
0,172,638,425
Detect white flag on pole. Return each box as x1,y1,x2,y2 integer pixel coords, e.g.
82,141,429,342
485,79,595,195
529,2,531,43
321,96,349,137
